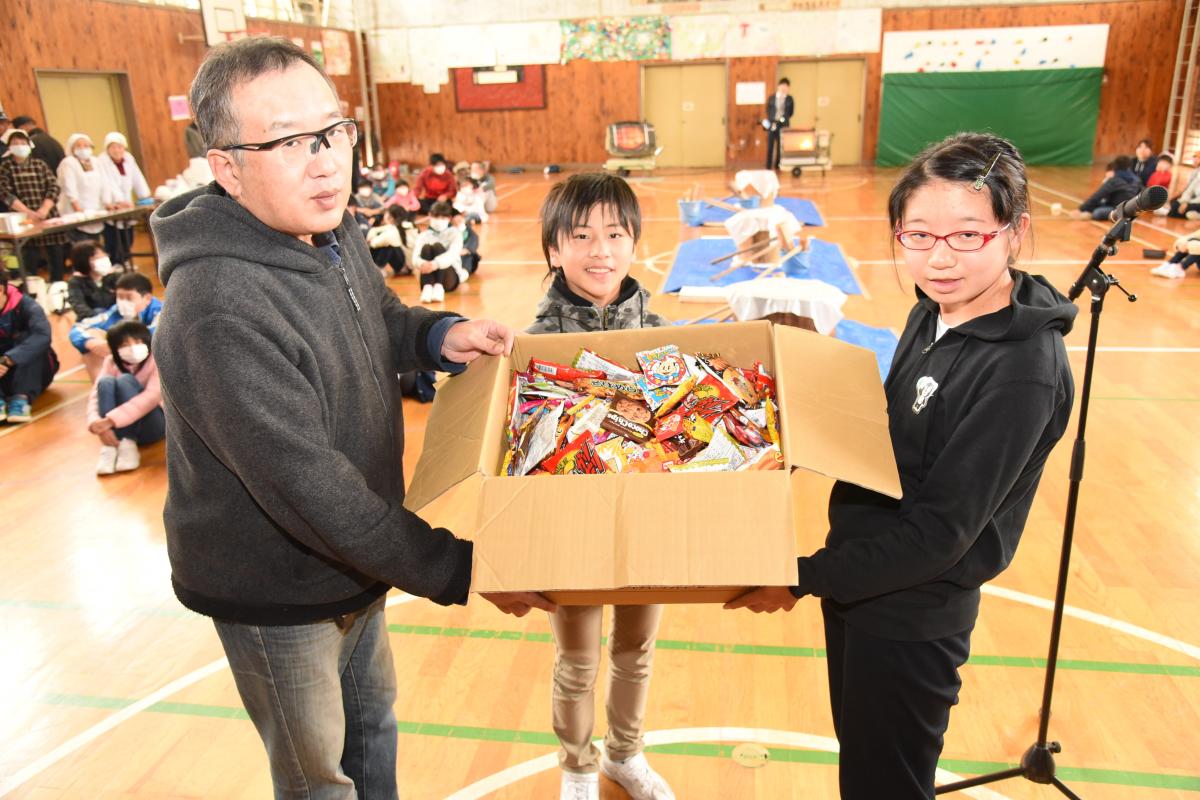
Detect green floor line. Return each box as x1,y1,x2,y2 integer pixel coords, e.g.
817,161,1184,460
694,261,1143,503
33,693,1200,791
386,623,1200,678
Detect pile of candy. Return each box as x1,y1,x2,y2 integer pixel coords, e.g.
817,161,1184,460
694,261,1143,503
502,345,782,476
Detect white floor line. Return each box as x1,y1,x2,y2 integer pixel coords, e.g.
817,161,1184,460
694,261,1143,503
0,390,90,439
1029,179,1180,239
58,364,85,378
982,584,1200,662
0,593,419,797
443,727,1013,800
1064,346,1200,354
492,184,531,203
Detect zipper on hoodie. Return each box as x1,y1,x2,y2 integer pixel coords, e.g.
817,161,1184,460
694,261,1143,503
336,263,387,411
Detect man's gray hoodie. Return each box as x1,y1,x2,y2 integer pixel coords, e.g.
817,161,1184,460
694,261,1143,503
151,183,473,624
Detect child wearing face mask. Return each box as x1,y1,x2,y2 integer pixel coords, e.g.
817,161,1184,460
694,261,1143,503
411,201,467,304
414,153,457,214
367,205,414,279
66,241,119,319
384,178,420,215
69,271,163,380
86,320,163,474
349,183,384,234
450,212,481,277
453,176,489,224
57,133,112,242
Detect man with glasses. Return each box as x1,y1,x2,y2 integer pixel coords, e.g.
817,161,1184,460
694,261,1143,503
151,38,552,798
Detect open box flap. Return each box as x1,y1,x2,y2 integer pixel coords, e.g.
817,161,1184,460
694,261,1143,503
404,353,505,515
773,324,902,499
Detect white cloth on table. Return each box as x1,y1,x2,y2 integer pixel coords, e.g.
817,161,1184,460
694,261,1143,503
726,277,847,335
723,205,802,246
733,170,780,200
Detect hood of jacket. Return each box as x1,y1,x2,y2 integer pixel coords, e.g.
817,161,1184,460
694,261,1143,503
527,272,667,333
153,182,336,287
916,270,1076,343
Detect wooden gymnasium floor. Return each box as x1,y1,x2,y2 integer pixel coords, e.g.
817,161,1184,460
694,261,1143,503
1,165,1198,799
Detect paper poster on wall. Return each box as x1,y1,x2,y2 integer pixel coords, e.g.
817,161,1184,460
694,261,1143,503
735,82,766,106
408,28,450,88
723,18,781,58
311,40,325,68
321,29,353,76
561,16,670,62
291,37,305,49
835,9,882,54
368,30,412,83
671,14,729,60
881,24,1108,74
493,21,563,65
443,25,497,68
167,95,191,121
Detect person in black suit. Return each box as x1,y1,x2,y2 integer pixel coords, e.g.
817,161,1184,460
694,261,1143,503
765,78,794,171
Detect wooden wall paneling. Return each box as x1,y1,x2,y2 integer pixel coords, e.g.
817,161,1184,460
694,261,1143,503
0,0,364,188
376,60,638,169
726,57,778,169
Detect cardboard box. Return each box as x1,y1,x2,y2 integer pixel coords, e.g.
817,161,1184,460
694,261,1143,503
404,321,900,604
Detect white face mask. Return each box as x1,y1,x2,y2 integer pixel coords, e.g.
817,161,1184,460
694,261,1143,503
369,171,386,181
75,147,93,161
433,164,446,175
430,219,449,232
92,256,113,276
9,145,31,159
357,186,373,198
116,299,138,320
397,186,409,195
118,343,149,366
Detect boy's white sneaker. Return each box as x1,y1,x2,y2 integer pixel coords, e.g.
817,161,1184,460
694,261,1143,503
114,438,140,472
96,445,118,476
1150,261,1186,279
600,753,675,800
419,284,435,303
1153,205,1169,216
559,770,599,800
432,283,445,302
1186,210,1200,220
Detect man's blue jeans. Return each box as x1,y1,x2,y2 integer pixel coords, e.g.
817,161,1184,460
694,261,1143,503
214,597,398,799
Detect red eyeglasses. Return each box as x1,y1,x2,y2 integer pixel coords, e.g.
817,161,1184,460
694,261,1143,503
895,223,1011,252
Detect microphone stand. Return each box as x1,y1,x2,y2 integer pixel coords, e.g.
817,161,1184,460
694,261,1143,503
935,216,1137,798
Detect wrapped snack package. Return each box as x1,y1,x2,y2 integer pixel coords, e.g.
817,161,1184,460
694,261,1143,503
502,345,779,476
573,348,639,381
636,345,689,388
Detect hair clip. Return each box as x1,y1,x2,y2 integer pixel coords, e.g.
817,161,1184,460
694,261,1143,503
973,153,1001,191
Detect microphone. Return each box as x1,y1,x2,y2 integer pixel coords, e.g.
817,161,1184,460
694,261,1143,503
1108,185,1168,222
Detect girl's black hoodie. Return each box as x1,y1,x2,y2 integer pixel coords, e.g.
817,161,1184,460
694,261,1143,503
793,270,1077,640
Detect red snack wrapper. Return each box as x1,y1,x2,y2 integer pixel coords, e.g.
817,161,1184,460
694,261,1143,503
527,358,605,383
654,411,685,441
752,360,776,399
692,375,739,422
723,412,765,448
541,432,607,475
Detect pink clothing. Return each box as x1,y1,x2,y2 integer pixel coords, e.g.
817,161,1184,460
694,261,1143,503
86,354,161,429
385,190,420,212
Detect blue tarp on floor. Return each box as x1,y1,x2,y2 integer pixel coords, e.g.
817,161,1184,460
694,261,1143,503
662,237,861,295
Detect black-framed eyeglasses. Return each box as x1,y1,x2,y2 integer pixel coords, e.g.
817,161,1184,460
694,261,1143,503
219,119,358,167
895,223,1011,252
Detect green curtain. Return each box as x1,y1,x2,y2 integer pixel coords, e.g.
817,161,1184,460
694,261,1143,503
876,68,1103,166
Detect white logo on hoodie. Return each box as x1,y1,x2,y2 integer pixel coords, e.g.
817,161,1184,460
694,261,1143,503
912,376,939,414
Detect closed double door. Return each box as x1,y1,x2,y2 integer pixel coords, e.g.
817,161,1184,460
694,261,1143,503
642,64,727,168
777,59,865,166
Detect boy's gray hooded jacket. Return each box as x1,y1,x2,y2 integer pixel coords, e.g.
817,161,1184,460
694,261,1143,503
526,272,668,333
151,183,473,625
